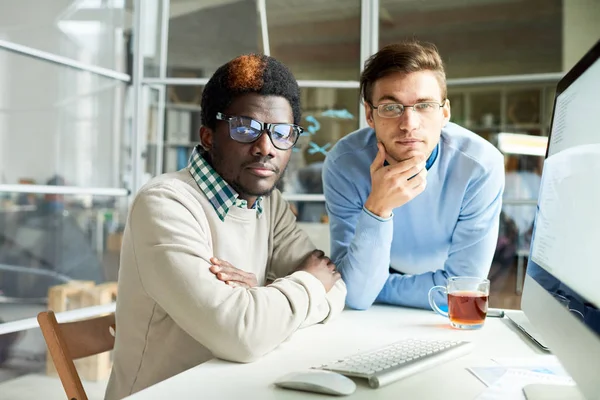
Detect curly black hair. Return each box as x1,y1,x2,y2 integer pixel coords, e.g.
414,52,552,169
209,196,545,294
201,54,301,130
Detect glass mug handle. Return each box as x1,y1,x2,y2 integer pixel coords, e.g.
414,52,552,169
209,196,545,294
428,285,448,318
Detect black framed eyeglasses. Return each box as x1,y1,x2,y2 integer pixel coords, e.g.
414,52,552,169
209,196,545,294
216,112,303,150
369,101,446,118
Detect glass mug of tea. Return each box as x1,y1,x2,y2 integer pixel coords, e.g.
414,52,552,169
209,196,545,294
428,276,490,330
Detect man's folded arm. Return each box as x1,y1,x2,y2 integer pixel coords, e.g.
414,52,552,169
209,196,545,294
266,189,346,323
322,158,394,310
129,186,334,363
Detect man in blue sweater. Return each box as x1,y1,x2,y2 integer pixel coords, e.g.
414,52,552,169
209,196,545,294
322,40,505,310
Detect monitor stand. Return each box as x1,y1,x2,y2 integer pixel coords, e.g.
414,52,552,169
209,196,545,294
523,384,585,400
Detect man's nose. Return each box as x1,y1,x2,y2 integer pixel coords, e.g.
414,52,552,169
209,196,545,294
250,130,276,157
398,108,420,131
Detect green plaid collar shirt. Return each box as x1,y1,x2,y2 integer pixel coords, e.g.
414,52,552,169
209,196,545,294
188,145,263,221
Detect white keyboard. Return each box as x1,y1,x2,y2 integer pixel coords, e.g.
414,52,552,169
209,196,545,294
314,338,473,388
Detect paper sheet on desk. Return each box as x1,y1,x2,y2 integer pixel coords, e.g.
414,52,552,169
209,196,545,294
468,355,570,387
475,369,575,400
492,356,565,369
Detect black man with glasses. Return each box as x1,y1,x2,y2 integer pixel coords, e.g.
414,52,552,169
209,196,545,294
322,40,505,311
106,54,346,400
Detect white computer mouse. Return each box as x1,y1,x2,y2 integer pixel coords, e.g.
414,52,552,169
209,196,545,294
274,370,356,396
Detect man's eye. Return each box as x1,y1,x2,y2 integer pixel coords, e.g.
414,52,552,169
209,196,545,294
415,103,433,110
236,127,255,136
383,104,400,112
272,126,292,139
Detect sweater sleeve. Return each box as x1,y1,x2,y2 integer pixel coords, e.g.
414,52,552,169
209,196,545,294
322,156,394,310
266,189,347,324
129,185,341,363
375,153,505,309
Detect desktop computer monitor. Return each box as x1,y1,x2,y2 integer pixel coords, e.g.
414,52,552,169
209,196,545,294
521,39,600,400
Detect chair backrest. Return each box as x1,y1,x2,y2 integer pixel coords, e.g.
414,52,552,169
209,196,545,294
37,310,116,400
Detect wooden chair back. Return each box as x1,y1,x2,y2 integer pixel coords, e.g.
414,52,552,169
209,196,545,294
37,310,115,400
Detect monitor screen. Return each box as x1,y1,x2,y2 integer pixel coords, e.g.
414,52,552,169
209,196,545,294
526,49,600,336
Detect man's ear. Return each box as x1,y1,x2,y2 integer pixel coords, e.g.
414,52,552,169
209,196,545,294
199,126,213,150
442,99,451,126
364,102,376,129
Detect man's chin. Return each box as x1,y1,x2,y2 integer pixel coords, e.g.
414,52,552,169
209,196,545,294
385,154,408,165
235,179,279,197
388,150,429,164
244,186,276,197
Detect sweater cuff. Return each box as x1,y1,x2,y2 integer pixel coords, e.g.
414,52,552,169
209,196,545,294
362,206,393,222
286,271,331,327
323,279,347,323
287,270,326,297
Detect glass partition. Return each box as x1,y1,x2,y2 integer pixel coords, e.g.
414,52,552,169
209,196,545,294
266,0,361,80
0,0,128,71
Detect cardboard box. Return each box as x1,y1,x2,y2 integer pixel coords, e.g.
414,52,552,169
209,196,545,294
107,232,123,253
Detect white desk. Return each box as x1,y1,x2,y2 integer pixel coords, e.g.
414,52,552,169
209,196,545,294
126,305,543,399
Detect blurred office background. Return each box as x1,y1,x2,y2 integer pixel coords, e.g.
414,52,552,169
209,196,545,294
0,0,599,395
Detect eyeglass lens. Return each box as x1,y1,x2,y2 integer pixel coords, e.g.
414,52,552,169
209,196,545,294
228,116,298,149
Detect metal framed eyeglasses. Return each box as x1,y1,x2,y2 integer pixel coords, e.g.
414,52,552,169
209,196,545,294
369,101,446,118
216,112,303,150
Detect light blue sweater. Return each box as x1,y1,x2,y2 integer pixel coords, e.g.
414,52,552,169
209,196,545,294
322,123,505,310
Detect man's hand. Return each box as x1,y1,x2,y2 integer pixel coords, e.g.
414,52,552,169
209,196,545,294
295,250,341,292
209,257,258,288
364,142,428,218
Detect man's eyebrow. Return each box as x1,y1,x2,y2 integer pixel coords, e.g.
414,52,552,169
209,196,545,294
375,94,401,104
374,95,442,104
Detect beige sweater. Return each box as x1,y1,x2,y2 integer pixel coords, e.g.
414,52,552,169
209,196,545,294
104,170,346,400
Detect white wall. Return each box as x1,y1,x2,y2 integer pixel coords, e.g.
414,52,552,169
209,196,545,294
563,0,600,71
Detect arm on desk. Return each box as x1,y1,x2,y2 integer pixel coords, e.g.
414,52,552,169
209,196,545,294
376,159,505,309
129,186,337,363
323,157,394,310
266,189,346,323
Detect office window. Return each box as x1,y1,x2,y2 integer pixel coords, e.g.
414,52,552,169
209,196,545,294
0,0,127,71
266,0,361,80
0,51,125,188
284,87,359,222
378,0,562,77
0,0,128,386
144,0,262,79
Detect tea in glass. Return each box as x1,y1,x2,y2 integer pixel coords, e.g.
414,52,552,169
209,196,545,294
428,277,490,330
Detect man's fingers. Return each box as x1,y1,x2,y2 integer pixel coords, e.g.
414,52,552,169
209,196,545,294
209,258,238,274
209,261,257,288
217,270,246,282
386,155,426,176
211,257,237,268
401,163,427,182
312,249,325,258
227,281,250,289
210,264,241,279
411,169,428,190
370,142,387,173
